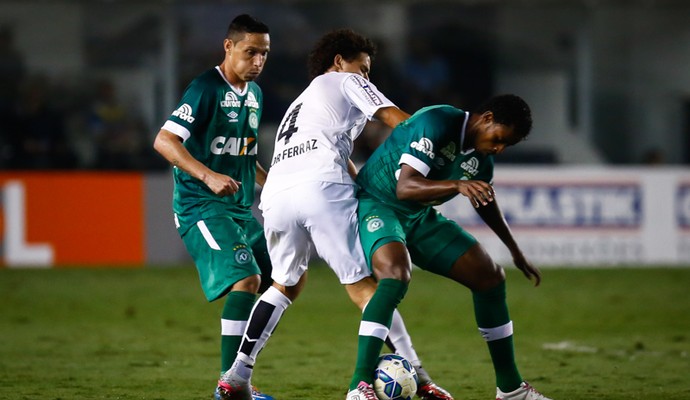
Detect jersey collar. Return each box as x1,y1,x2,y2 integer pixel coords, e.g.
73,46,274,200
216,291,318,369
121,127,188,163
215,66,248,95
459,111,475,155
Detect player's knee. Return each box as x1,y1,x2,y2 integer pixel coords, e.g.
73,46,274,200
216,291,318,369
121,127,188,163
371,242,412,283
345,278,377,309
473,262,505,291
449,246,505,291
373,262,411,283
232,274,262,293
281,284,302,301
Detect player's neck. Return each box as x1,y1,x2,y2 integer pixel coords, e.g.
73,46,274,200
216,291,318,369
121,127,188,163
463,113,480,151
218,62,247,91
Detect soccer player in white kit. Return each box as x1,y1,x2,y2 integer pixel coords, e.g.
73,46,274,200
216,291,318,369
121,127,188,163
217,29,453,400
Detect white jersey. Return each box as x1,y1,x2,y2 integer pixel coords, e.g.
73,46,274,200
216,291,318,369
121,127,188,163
261,71,395,202
260,71,396,286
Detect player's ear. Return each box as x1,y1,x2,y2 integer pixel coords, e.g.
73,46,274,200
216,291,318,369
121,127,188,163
224,38,234,54
333,54,344,71
482,111,494,124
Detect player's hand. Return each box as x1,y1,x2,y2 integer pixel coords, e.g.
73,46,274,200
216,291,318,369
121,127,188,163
204,171,241,197
512,249,542,286
456,180,495,208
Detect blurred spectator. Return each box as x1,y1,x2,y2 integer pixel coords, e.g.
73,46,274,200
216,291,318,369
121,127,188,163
0,25,26,168
14,75,76,169
259,45,309,123
367,38,406,112
352,120,394,166
0,25,25,108
641,148,665,165
399,37,451,111
85,79,151,169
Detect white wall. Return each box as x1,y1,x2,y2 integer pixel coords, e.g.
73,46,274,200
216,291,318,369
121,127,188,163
496,71,604,164
496,3,690,164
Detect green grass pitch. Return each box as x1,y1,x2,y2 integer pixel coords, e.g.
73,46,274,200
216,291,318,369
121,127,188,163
1,264,689,399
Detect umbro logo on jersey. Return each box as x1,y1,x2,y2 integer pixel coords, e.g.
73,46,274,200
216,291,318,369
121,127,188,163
244,92,260,109
461,157,479,176
221,92,241,108
172,103,195,123
410,137,435,159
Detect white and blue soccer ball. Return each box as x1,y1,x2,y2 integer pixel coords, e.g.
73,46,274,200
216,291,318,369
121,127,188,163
373,354,418,400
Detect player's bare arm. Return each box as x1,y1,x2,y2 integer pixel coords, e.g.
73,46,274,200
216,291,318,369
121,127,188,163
347,159,358,180
374,106,410,129
475,200,542,286
153,129,241,196
255,161,268,187
396,164,494,207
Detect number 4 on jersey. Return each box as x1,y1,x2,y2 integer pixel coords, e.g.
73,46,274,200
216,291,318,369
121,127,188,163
277,103,302,144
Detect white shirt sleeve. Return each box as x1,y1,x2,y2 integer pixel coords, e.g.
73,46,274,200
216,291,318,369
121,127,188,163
161,120,191,142
340,74,396,120
400,153,431,177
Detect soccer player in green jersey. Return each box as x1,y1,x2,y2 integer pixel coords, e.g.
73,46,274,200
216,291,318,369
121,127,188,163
348,95,554,400
152,14,273,400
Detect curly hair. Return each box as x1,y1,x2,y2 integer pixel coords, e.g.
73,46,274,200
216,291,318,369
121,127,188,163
307,29,376,79
476,94,533,139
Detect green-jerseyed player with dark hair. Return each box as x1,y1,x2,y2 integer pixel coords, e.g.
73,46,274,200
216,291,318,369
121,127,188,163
347,95,555,400
152,14,273,400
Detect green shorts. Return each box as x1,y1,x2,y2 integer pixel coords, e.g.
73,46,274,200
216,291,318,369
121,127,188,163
181,216,272,302
357,193,477,277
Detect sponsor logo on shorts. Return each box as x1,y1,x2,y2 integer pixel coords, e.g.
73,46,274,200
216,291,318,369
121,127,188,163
410,137,435,159
233,244,252,264
366,217,384,232
172,103,195,123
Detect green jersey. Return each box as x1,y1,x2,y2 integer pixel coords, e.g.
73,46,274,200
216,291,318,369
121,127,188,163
357,104,494,215
163,67,263,233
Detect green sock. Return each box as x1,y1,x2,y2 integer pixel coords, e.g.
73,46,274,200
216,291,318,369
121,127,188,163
220,291,256,374
350,278,408,389
472,281,523,392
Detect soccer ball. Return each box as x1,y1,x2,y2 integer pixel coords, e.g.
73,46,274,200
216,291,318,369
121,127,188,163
373,354,418,400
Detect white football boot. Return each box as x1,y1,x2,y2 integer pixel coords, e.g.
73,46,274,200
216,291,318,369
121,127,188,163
345,381,378,400
496,382,552,400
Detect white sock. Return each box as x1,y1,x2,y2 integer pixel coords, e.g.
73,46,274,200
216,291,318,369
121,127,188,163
229,356,253,382
238,286,292,364
387,308,422,366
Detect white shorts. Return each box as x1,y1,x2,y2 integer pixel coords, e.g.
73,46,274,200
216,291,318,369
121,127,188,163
260,181,371,287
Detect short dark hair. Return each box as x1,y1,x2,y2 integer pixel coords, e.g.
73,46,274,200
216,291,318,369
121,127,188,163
307,29,376,79
476,94,533,139
226,14,269,42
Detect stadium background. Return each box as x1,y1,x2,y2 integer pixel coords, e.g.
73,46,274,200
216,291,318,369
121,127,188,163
1,0,689,268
